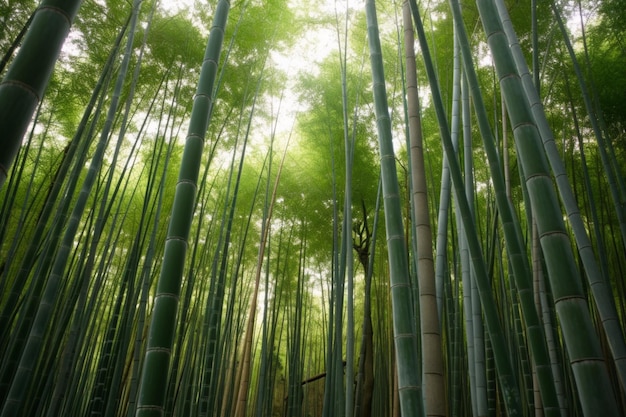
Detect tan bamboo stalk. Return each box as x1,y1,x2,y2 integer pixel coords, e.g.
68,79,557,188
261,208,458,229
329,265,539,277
233,134,291,417
402,1,446,416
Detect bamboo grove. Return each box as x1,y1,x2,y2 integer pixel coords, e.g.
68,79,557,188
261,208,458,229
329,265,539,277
0,0,625,416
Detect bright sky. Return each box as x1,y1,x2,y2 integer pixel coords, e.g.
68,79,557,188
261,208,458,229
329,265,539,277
159,0,195,14
155,0,340,135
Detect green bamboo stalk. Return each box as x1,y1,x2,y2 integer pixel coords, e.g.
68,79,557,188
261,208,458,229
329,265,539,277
199,106,248,417
125,116,174,417
87,8,158,414
0,98,45,289
365,0,423,415
103,155,164,417
0,0,83,187
477,0,620,414
151,70,196,416
447,258,463,417
574,0,626,235
333,6,358,417
456,163,477,417
494,0,626,395
356,180,381,417
0,28,119,391
434,26,461,327
461,70,488,417
257,220,284,417
323,115,344,417
202,38,274,416
134,0,230,415
256,233,273,417
286,224,306,417
202,118,250,417
564,71,610,288
551,1,626,390
211,150,268,417
535,247,567,417
340,49,355,417
447,0,563,415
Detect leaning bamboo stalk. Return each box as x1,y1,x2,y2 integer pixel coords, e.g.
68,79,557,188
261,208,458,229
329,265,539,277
0,0,83,187
447,0,562,414
552,2,626,250
494,0,626,400
0,17,127,342
476,0,620,415
134,0,231,415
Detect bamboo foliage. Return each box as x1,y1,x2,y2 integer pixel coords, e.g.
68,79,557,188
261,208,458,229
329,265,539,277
0,1,625,417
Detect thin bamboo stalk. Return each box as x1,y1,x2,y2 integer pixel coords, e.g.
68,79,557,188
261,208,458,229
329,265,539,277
0,2,143,415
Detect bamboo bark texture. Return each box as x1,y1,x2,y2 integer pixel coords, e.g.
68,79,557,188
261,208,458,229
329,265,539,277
475,0,620,415
134,0,230,415
0,0,83,187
